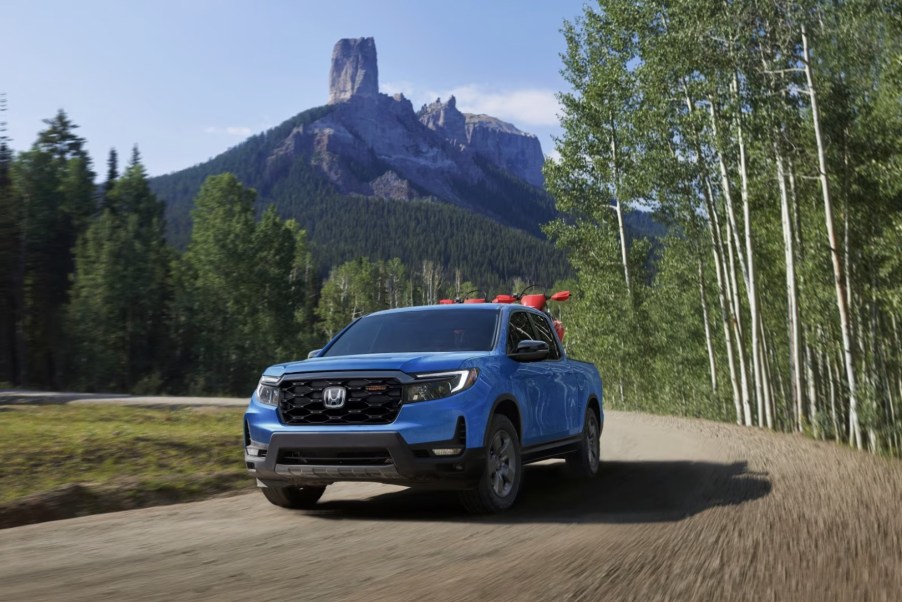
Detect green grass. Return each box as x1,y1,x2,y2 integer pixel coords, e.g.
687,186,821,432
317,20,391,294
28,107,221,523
0,405,252,504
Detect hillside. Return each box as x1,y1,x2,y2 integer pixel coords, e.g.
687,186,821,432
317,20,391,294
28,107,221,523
150,109,570,288
149,37,653,287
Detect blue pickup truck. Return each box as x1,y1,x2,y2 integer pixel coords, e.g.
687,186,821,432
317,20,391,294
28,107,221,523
243,303,604,513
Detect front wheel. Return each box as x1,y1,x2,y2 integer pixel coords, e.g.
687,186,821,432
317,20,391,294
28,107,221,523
261,484,327,509
567,406,601,478
459,414,522,513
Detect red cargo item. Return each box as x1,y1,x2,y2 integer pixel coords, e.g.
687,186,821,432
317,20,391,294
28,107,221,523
492,294,516,304
521,294,547,311
553,319,565,341
550,290,571,302
463,298,486,304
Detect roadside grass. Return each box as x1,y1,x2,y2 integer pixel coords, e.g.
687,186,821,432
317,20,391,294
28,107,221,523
0,405,253,516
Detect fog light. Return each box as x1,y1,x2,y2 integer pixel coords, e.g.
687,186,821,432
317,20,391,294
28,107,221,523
432,448,463,456
246,445,267,457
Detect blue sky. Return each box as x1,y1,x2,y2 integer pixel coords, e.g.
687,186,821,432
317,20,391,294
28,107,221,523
3,0,587,176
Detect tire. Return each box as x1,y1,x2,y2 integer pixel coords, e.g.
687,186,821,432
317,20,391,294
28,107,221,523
567,406,601,478
261,484,327,509
459,414,522,514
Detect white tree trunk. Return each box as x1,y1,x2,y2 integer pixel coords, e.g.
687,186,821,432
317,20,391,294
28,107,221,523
706,197,743,424
709,99,761,425
698,257,718,395
817,342,842,441
802,23,861,448
827,348,840,441
610,116,632,297
776,145,803,431
733,81,770,429
759,322,776,430
805,341,818,433
725,217,753,424
682,89,745,424
789,159,814,430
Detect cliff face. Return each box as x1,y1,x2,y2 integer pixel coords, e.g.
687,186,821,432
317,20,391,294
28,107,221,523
328,37,379,104
417,96,545,188
418,95,468,146
270,93,480,206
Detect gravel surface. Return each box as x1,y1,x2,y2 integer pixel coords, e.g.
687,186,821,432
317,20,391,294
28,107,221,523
1,410,900,601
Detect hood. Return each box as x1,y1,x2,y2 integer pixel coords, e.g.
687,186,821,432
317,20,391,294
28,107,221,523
262,352,486,379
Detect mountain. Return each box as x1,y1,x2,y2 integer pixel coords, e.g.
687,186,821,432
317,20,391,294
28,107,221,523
321,37,547,200
151,37,570,288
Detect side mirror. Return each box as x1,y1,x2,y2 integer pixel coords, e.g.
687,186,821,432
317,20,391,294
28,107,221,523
307,349,322,359
509,339,549,362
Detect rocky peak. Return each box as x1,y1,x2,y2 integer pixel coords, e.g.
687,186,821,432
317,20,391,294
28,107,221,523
328,37,379,104
419,97,545,188
418,96,467,146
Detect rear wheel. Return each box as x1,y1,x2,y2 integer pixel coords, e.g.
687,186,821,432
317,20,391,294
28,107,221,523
460,414,522,513
567,406,601,478
261,485,327,509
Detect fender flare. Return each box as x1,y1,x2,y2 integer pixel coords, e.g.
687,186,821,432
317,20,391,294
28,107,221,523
487,394,523,442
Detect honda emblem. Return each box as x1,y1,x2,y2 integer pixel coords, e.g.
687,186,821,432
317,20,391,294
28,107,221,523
322,386,347,409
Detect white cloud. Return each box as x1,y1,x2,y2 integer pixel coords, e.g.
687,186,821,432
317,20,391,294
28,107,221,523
203,125,253,137
382,81,561,129
445,85,560,127
381,80,417,97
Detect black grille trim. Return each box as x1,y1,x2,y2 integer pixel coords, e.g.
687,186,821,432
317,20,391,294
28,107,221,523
455,417,467,445
278,448,393,466
279,377,403,425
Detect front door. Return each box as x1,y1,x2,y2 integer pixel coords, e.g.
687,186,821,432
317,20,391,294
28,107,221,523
506,311,566,445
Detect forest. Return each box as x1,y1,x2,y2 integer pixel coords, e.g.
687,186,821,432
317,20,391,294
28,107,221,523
0,114,544,395
546,0,901,456
1,0,899,459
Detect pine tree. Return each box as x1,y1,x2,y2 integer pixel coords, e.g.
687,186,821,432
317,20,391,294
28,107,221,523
67,146,170,391
13,110,95,387
102,148,118,211
0,93,21,385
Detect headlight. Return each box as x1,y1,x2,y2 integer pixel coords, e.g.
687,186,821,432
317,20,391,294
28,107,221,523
256,376,281,406
404,369,478,403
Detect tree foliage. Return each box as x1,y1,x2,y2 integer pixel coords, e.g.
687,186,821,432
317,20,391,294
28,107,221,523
0,106,570,397
11,110,95,386
0,93,19,385
67,148,170,392
548,0,902,454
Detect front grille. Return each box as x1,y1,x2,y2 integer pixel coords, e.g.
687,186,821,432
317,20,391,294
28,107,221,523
279,377,403,425
279,448,393,466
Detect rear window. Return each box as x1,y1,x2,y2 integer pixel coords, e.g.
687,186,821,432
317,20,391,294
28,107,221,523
322,309,499,357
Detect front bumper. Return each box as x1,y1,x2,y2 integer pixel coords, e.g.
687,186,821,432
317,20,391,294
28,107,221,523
246,431,485,490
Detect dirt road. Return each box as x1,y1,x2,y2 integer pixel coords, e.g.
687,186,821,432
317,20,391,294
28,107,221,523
1,411,900,601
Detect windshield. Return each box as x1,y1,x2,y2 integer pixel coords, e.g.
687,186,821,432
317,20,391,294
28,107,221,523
322,309,499,357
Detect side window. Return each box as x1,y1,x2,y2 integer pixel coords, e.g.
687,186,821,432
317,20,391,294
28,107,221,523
507,311,536,354
529,313,562,360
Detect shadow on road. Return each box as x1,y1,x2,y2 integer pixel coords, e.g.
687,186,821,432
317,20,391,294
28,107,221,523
307,459,771,524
